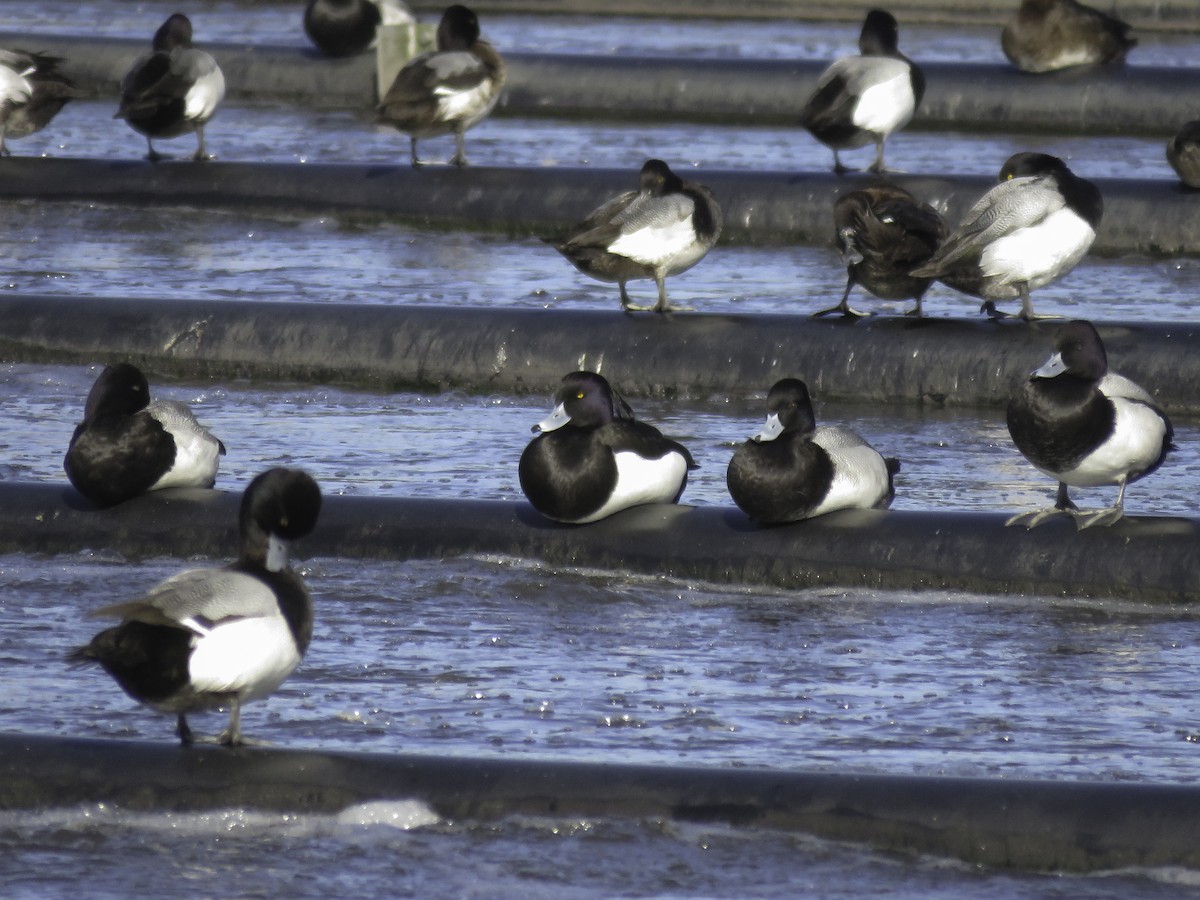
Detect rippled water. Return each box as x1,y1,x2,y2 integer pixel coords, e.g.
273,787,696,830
3,4,1200,897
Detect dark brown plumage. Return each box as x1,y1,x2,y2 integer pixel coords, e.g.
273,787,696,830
376,5,505,167
816,183,947,317
1001,0,1135,73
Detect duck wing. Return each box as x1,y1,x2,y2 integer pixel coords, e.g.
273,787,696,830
381,50,489,108
89,568,282,632
914,175,1063,273
600,420,698,469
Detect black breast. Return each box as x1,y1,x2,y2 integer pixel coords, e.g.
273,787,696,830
519,429,616,521
727,433,834,523
1007,375,1113,473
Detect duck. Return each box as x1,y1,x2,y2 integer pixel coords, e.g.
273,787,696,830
1167,120,1200,189
115,13,225,161
519,371,698,524
1006,320,1173,530
815,183,947,317
64,363,227,508
800,9,925,174
0,49,78,155
910,152,1102,320
69,468,322,746
544,158,723,314
304,0,414,58
727,378,898,523
1001,0,1135,73
376,4,505,167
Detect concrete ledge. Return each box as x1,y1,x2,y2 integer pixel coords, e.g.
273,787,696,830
2,483,1197,601
1,158,1199,256
2,731,1199,872
2,295,1199,413
4,32,1199,135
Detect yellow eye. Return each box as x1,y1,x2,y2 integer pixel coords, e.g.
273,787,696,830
1006,173,1014,180
576,391,585,399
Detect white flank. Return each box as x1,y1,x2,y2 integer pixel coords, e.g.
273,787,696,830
851,65,914,135
188,614,300,703
981,207,1095,288
608,215,696,268
809,428,891,516
574,449,688,523
148,403,222,491
1051,398,1168,488
431,52,498,127
184,63,225,123
0,65,31,106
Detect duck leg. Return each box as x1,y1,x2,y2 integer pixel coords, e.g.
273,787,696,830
868,136,887,174
177,713,194,746
1005,481,1077,528
812,275,870,318
618,281,643,313
450,126,468,167
651,272,692,314
409,136,423,167
145,136,164,162
217,697,243,746
1071,478,1128,530
192,124,212,162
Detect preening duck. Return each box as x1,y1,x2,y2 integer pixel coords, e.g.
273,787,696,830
910,152,1102,320
69,468,322,746
545,158,722,314
116,13,225,161
1006,320,1173,530
304,0,414,57
1001,0,1135,73
376,4,505,167
800,9,925,174
816,182,947,317
0,49,78,155
64,363,226,508
727,378,898,523
519,371,697,524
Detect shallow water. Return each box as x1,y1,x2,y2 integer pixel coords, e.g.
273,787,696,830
3,6,1200,897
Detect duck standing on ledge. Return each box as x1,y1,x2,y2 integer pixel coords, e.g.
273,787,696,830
1006,320,1172,530
0,49,78,155
910,152,1102,320
69,468,322,746
1002,0,1135,73
376,4,505,167
520,371,697,524
800,9,925,174
545,158,722,314
816,183,947,317
727,378,898,523
116,13,225,161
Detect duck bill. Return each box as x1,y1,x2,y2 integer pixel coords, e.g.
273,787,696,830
752,413,784,443
532,402,571,434
1032,351,1067,379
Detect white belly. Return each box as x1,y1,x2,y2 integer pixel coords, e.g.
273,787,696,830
809,439,891,517
185,66,225,124
851,67,915,137
188,615,301,703
981,208,1095,288
575,450,688,523
1051,399,1167,487
608,217,698,272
